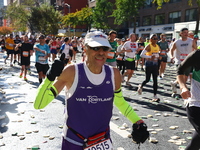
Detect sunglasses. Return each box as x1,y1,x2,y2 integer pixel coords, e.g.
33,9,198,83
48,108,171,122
152,38,158,40
39,37,44,39
89,46,110,52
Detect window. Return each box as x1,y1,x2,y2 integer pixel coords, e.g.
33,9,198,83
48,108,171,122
169,11,181,23
155,14,165,25
185,8,197,21
143,16,152,26
130,18,140,27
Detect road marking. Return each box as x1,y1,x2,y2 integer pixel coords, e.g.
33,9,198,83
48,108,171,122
110,121,130,138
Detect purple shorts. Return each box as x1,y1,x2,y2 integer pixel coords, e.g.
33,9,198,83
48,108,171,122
61,138,83,150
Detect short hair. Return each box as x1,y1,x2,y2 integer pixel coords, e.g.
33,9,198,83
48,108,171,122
180,28,188,32
109,30,117,35
129,33,136,38
64,37,69,42
160,33,165,37
39,34,45,39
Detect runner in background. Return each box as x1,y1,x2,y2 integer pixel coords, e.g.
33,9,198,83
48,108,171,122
170,28,197,97
14,35,22,65
116,38,126,75
121,33,139,86
49,37,58,61
177,49,200,150
105,30,118,67
15,35,33,81
138,34,161,102
157,34,169,79
135,37,145,71
34,35,50,84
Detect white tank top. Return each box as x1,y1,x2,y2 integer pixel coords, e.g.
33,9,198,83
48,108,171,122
175,38,193,64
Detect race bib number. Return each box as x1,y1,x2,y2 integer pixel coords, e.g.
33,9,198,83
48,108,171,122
22,51,29,57
180,53,188,61
51,46,57,49
107,52,115,59
38,56,46,62
84,139,113,150
152,53,159,57
116,56,123,60
160,50,166,55
130,43,136,48
9,44,13,47
152,53,159,61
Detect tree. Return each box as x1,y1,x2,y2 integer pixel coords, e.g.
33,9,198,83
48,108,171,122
92,0,113,30
28,4,63,35
76,7,93,31
153,0,200,34
5,1,63,35
112,0,146,33
4,1,31,32
0,26,13,35
62,7,93,31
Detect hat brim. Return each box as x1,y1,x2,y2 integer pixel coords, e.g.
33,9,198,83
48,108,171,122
87,41,112,49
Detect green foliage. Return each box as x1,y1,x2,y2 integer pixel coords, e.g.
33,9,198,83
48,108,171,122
62,6,93,29
29,4,62,35
5,2,30,32
92,0,113,29
153,0,170,9
112,0,146,25
5,1,63,35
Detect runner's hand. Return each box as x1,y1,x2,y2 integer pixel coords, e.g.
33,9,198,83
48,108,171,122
131,120,149,144
180,87,191,99
46,53,65,81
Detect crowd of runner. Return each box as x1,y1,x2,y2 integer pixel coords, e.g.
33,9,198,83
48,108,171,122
0,28,200,150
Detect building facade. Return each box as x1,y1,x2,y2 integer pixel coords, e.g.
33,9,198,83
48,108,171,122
133,0,199,40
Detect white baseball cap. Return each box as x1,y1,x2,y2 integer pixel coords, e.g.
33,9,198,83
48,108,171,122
84,31,112,49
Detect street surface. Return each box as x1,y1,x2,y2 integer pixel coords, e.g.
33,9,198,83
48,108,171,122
0,53,194,150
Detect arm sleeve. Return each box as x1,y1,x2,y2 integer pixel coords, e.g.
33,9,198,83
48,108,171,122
114,89,141,123
34,78,58,109
140,49,151,58
177,50,200,75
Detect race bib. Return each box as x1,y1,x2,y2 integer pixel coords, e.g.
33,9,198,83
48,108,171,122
38,56,46,62
51,46,57,49
180,53,188,61
152,53,159,61
116,56,123,60
84,139,113,150
22,51,29,57
9,44,13,47
107,52,115,59
160,50,166,55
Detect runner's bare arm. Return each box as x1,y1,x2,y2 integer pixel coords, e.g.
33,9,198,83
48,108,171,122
170,42,176,57
192,40,197,51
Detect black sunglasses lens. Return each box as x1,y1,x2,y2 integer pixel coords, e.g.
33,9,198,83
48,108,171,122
102,47,109,51
90,47,100,51
90,46,110,51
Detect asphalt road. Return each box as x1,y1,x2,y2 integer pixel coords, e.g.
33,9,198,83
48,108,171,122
0,53,194,150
